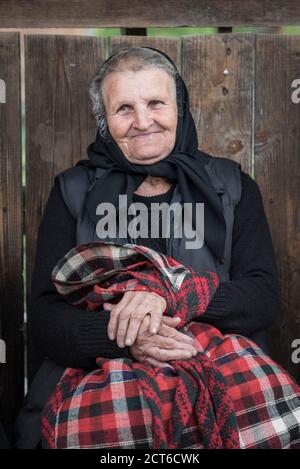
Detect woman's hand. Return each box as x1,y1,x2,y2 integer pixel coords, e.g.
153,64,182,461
130,315,198,367
104,290,167,349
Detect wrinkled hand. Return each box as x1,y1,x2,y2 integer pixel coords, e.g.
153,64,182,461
130,315,198,368
104,290,167,349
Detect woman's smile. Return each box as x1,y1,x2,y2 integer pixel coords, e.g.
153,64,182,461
131,131,160,139
102,68,178,164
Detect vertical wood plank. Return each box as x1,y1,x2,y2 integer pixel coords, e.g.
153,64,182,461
182,33,254,174
255,34,300,380
25,34,105,380
0,32,23,434
109,36,180,69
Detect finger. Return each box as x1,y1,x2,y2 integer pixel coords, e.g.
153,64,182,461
116,313,132,348
124,304,153,346
106,294,134,339
160,324,195,345
112,291,135,310
171,332,195,345
116,296,146,346
140,314,151,330
107,309,121,341
144,357,169,368
161,316,181,327
147,347,195,362
125,314,145,347
156,337,198,355
149,311,163,335
103,292,132,311
145,329,197,353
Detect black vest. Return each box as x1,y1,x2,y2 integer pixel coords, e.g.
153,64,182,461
57,156,242,282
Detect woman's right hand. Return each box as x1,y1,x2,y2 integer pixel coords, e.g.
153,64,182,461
130,315,198,367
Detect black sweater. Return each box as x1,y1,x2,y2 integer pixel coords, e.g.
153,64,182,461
30,171,280,368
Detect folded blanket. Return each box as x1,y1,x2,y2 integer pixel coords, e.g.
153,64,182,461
42,242,300,449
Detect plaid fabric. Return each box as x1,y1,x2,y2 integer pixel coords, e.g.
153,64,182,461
42,242,300,449
50,242,217,329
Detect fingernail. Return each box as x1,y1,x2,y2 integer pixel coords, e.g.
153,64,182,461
125,338,132,346
108,334,114,340
192,349,198,356
185,352,192,358
151,328,157,334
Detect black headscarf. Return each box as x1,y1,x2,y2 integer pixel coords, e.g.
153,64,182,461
77,47,226,261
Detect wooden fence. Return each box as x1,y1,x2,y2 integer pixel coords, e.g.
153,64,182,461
1,1,300,27
0,31,300,433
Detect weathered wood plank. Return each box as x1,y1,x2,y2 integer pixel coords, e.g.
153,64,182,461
109,36,180,67
0,32,23,434
122,29,147,36
0,0,299,28
25,34,105,380
255,34,300,380
182,33,254,173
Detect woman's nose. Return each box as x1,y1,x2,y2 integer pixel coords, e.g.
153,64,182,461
132,107,153,130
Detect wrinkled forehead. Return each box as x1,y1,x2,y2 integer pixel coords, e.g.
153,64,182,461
101,67,177,106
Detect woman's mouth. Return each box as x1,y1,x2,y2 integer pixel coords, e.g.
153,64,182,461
132,131,160,140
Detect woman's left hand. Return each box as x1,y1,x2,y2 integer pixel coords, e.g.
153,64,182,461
104,291,167,349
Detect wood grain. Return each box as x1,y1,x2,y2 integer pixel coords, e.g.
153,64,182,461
0,32,23,434
0,0,299,28
109,36,180,67
25,34,105,379
255,34,300,380
182,33,254,173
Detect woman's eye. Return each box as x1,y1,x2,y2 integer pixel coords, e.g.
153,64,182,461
117,105,131,112
117,101,163,113
150,100,163,107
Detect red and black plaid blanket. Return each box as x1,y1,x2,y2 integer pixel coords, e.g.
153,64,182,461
42,242,300,449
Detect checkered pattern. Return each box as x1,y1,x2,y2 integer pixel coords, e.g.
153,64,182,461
187,322,300,448
51,241,219,330
42,242,300,449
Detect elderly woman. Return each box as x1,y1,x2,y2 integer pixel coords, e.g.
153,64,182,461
16,47,300,449
34,47,280,359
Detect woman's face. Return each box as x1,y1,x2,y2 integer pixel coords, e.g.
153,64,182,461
102,68,178,165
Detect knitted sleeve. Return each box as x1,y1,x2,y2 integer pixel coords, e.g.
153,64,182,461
30,179,131,368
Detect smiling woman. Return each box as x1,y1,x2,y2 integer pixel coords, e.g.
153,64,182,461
15,46,300,449
102,68,178,164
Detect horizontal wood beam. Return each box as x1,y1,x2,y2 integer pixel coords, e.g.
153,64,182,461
122,28,148,36
0,0,300,28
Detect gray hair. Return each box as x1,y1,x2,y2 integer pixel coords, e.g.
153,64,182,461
89,47,183,138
